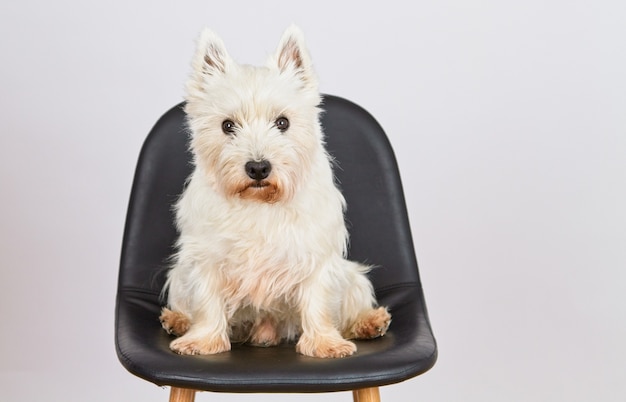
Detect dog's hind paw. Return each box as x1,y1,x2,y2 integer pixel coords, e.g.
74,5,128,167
249,319,281,347
159,308,191,336
346,307,391,339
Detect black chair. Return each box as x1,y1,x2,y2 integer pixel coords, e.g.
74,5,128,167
115,94,437,402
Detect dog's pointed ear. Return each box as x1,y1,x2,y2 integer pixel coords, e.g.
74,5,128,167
272,25,317,87
191,28,231,78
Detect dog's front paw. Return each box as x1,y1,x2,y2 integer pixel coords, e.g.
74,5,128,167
296,335,357,358
348,307,392,339
169,334,231,355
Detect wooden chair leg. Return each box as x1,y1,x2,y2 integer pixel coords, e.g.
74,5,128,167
169,387,196,402
353,387,381,402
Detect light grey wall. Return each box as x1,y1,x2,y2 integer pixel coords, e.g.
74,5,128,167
1,1,625,401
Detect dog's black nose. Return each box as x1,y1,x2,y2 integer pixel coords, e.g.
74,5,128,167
245,160,272,181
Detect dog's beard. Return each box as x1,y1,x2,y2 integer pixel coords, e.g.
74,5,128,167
232,179,283,203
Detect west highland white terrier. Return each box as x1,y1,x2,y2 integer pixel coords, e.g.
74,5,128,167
160,26,391,358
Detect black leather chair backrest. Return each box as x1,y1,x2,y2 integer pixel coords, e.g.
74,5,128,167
119,94,421,295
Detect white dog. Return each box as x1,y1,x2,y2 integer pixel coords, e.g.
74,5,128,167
160,26,391,358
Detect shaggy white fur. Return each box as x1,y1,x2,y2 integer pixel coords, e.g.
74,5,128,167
161,25,390,358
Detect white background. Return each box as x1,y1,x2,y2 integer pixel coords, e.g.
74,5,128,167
1,1,625,401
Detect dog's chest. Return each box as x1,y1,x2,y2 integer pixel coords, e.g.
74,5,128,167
216,208,328,308
220,201,339,261
222,260,300,311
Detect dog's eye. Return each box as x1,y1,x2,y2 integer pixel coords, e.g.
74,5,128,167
222,120,236,135
275,117,290,132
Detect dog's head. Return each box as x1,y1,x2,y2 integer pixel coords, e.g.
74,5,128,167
184,26,324,204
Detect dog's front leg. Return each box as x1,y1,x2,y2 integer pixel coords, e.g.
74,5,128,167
168,279,231,355
169,318,231,356
295,273,357,358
